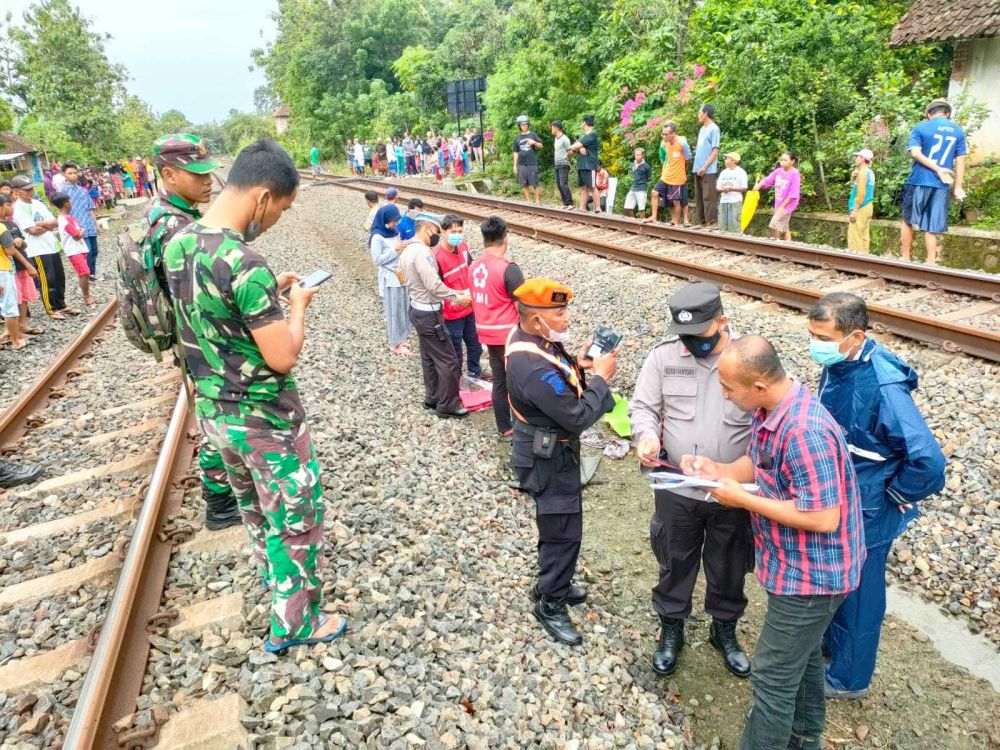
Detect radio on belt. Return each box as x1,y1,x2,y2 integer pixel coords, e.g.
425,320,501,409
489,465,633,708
586,325,624,360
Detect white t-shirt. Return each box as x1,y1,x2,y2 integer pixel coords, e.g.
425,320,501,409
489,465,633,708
52,173,67,191
12,198,59,257
717,167,748,205
58,214,89,257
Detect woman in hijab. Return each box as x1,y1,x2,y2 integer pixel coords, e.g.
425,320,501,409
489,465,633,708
369,203,413,355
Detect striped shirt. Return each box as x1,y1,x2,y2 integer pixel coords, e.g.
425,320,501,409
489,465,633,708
748,380,865,596
60,181,97,236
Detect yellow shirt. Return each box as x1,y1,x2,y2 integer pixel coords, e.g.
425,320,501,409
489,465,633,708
0,229,14,272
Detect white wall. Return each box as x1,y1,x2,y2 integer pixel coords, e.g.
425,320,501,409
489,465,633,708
949,36,1000,161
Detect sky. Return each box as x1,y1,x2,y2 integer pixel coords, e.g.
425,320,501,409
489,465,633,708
6,0,276,123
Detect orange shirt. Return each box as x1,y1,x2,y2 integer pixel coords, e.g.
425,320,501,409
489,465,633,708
660,137,690,185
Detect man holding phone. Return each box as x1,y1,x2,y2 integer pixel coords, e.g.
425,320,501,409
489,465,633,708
630,282,754,679
506,278,617,646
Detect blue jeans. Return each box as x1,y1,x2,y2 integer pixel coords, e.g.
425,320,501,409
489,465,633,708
823,543,890,692
741,591,846,750
444,314,483,377
84,235,98,276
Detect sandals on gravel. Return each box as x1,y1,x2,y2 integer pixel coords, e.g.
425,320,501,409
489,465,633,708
22,326,44,335
263,614,348,653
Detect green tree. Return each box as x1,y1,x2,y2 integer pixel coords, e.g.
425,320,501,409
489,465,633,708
116,95,160,157
158,108,192,134
8,0,125,155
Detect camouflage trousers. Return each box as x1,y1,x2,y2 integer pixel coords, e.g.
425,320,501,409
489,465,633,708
199,418,325,641
198,437,236,506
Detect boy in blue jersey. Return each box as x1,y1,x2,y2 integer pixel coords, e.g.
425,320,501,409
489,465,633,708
900,99,966,266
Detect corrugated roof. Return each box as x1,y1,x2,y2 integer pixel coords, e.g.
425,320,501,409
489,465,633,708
0,151,27,161
891,0,1000,45
0,132,38,154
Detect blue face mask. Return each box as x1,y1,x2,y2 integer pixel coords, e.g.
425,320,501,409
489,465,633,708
809,332,858,367
446,233,463,247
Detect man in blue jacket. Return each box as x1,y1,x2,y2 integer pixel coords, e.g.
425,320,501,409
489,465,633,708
807,292,946,699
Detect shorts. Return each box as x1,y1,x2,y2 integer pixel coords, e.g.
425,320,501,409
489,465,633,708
68,253,91,277
654,180,688,206
578,169,595,188
517,164,539,187
15,269,37,303
623,189,647,211
768,211,792,234
902,184,949,235
0,270,17,318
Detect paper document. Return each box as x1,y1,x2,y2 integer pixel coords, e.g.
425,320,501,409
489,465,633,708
648,471,760,494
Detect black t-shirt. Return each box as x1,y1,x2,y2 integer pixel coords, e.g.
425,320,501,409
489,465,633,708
630,161,652,190
2,219,28,271
577,131,599,171
470,134,483,148
512,132,542,167
503,262,525,298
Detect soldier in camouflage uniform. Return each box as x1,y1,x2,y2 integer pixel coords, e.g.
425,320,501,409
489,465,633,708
163,139,346,650
149,134,242,531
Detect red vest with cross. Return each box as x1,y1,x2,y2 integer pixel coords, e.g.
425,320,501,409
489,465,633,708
434,242,473,320
469,253,518,345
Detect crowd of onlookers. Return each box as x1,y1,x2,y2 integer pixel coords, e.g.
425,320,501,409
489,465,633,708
0,155,160,351
322,129,491,182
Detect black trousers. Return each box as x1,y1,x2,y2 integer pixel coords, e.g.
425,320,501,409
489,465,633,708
486,344,511,434
650,489,753,621
410,307,462,412
555,164,573,206
33,253,66,314
537,510,582,599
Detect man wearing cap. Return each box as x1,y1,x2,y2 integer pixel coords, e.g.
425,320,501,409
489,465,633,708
630,282,754,678
506,278,617,645
513,116,543,204
693,104,721,228
147,134,241,532
901,99,967,265
10,174,76,319
398,212,473,418
847,149,875,253
716,152,747,234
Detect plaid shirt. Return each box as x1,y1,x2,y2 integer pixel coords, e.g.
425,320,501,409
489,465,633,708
748,381,865,596
61,181,97,236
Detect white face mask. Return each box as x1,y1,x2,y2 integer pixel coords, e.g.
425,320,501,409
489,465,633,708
538,317,570,343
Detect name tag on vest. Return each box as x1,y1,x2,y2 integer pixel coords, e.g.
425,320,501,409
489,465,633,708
663,367,696,378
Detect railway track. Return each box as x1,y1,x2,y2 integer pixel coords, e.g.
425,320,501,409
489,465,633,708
312,172,1000,363
0,304,197,749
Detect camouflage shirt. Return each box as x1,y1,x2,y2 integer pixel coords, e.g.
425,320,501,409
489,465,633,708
146,190,199,257
163,223,305,430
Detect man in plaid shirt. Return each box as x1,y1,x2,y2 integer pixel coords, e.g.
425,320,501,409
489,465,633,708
682,335,864,750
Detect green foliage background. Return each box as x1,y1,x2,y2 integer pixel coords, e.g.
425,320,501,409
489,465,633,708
254,0,995,219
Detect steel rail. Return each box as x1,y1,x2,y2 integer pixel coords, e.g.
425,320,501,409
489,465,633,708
0,299,118,446
313,173,1000,362
63,387,194,749
338,174,1000,301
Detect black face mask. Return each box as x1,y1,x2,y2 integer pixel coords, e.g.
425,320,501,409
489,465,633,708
679,329,722,358
428,232,441,248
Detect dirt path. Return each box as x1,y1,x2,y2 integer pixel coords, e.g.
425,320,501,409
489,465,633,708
578,456,1000,750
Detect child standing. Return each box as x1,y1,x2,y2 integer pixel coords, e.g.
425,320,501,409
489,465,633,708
51,192,94,306
716,152,748,233
754,151,800,240
847,148,875,253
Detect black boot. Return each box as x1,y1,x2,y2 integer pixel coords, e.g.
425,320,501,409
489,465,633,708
531,582,588,606
532,595,582,646
652,616,684,676
0,459,42,489
204,491,242,531
710,618,751,678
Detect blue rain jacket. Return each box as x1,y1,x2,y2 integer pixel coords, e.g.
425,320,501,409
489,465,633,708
818,338,946,547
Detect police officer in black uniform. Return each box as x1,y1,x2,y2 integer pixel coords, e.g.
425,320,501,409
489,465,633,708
505,278,618,645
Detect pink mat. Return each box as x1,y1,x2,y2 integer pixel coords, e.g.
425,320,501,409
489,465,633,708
460,387,494,412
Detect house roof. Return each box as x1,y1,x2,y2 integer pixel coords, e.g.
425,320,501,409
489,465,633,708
0,132,38,154
891,0,1000,45
273,104,290,118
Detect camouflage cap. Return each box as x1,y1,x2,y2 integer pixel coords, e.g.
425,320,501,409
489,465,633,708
152,133,218,174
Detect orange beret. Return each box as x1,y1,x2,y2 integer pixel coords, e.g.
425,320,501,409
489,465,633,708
513,278,574,308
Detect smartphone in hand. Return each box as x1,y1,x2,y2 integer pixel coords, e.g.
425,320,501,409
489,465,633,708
299,269,333,289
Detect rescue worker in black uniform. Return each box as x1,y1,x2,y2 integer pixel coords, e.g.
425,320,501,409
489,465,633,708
505,278,618,645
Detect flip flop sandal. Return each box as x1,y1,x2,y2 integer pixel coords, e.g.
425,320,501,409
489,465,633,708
63,308,81,316
22,327,45,335
49,313,66,320
263,614,347,653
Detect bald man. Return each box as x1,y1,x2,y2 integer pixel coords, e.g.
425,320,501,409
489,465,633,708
682,335,865,750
